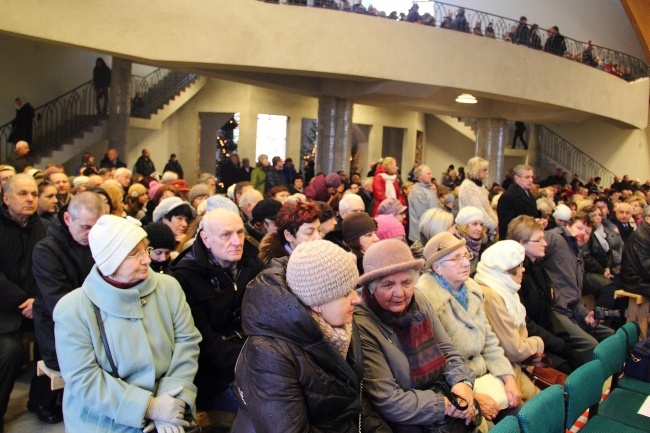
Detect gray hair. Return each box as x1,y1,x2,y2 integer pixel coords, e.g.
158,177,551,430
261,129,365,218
644,205,650,218
161,171,179,184
198,173,215,184
3,173,36,197
361,177,373,189
413,164,429,182
465,157,489,180
114,167,131,178
418,208,454,244
339,193,364,215
68,191,106,220
238,188,263,209
513,164,533,177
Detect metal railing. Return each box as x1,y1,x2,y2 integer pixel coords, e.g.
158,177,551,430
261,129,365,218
537,126,616,187
267,0,649,81
1,69,198,161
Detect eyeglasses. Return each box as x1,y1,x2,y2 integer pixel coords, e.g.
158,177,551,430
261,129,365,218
441,252,474,265
126,247,153,261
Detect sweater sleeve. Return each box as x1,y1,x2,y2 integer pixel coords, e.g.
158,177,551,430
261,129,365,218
482,287,544,363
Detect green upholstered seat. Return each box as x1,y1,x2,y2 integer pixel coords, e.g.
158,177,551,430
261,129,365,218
575,415,646,433
490,415,520,433
599,388,650,431
564,360,604,429
518,385,564,433
593,333,626,380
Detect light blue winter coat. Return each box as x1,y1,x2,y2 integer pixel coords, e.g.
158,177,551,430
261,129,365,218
54,265,202,432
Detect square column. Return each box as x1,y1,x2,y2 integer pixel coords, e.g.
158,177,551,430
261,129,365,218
108,57,132,158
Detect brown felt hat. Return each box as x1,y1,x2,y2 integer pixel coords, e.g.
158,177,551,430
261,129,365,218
423,232,466,270
358,239,424,287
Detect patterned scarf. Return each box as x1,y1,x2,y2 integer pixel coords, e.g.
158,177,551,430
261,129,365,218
464,235,483,260
433,273,469,311
309,310,353,359
363,287,446,389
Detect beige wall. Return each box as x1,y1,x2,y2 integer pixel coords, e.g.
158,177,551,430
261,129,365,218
424,114,476,182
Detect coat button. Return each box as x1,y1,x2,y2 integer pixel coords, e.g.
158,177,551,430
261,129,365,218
468,356,474,361
141,299,147,306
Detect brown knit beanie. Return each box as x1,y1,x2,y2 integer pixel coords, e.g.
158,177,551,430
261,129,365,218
342,212,377,242
286,240,359,307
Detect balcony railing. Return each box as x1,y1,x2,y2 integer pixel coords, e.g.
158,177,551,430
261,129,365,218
1,69,198,162
266,0,648,81
537,126,616,187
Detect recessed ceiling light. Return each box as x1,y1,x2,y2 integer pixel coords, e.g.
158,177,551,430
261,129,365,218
455,93,478,104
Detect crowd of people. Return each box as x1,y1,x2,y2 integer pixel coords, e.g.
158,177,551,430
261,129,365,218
262,1,642,81
0,138,649,433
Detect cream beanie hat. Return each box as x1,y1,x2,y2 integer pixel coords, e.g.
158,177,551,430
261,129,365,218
286,240,359,307
455,206,484,226
89,215,147,276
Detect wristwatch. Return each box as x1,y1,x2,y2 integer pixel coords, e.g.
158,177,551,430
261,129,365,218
461,380,474,389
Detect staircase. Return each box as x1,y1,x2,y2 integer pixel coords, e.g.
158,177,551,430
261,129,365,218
0,68,200,165
537,126,617,186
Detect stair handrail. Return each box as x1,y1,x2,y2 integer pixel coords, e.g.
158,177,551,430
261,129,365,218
1,68,198,162
537,126,617,187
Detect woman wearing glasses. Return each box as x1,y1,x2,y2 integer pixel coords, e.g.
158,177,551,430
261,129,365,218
53,215,201,433
418,232,522,425
506,216,575,373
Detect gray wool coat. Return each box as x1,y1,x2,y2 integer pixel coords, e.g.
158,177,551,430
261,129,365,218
355,290,475,432
416,273,514,378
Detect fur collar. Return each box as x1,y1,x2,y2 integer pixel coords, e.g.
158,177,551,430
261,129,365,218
258,232,289,266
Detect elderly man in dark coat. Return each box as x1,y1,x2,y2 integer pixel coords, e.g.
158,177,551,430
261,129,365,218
497,164,539,240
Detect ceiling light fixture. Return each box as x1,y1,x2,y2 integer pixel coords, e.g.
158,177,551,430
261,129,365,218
455,93,478,104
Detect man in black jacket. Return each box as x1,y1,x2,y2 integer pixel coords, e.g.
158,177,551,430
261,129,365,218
0,175,48,429
264,156,288,192
134,148,156,177
172,209,262,414
621,205,650,298
611,202,635,242
31,192,104,420
497,164,539,240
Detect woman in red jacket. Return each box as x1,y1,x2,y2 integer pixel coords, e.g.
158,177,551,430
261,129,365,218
372,157,405,216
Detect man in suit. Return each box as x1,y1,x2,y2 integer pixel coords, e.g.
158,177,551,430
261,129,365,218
610,202,635,242
497,164,539,240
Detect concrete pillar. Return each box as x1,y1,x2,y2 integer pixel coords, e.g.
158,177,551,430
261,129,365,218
526,123,539,168
108,57,132,158
475,118,508,186
316,96,352,175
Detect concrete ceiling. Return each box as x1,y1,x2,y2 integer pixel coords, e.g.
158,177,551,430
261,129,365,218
621,0,650,62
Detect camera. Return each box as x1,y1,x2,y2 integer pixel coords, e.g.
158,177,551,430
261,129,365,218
594,306,621,321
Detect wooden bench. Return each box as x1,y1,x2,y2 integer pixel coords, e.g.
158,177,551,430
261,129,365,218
614,290,650,337
36,360,65,390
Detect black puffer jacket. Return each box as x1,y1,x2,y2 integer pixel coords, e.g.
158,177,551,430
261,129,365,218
232,258,390,433
0,205,47,334
32,212,95,369
172,233,263,407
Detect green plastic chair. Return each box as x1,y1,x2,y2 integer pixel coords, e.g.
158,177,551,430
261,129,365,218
593,332,626,388
517,385,563,433
616,322,650,395
564,360,645,433
490,415,520,433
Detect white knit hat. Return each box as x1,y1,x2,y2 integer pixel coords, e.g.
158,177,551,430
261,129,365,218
153,196,191,222
553,204,571,221
478,240,525,272
205,195,239,215
286,240,359,307
455,206,484,226
89,215,147,276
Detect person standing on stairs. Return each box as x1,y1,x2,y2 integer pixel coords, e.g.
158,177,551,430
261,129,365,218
512,122,528,149
93,58,111,115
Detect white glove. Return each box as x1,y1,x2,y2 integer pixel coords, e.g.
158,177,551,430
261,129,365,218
153,421,185,433
145,386,190,426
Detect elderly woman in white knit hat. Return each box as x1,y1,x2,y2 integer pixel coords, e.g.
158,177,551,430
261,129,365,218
454,206,488,276
474,240,542,401
53,214,201,433
355,239,480,433
417,232,523,426
232,240,390,433
153,196,194,245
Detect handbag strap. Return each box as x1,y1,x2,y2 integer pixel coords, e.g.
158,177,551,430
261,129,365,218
92,303,120,379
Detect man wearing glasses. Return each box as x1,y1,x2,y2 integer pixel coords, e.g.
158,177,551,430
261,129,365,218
497,164,539,240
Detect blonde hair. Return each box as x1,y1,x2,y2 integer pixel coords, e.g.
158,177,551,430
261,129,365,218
465,157,489,180
381,157,396,170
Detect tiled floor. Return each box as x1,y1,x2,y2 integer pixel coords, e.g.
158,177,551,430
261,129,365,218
4,367,65,433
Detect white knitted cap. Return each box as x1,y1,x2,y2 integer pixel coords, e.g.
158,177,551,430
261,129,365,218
553,204,572,221
286,240,359,307
73,176,90,187
456,206,484,226
153,196,191,222
89,214,147,276
479,240,525,272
